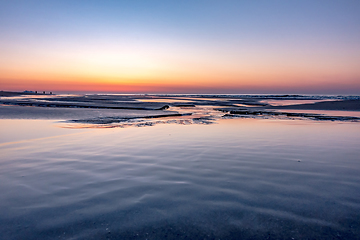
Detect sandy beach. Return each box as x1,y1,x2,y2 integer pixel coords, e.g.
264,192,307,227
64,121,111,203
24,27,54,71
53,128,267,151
1,93,359,124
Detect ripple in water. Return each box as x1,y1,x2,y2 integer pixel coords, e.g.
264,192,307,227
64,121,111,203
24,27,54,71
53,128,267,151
0,118,359,239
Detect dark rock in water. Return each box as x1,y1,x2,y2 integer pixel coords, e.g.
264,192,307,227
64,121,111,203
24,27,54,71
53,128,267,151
229,110,249,114
159,105,170,110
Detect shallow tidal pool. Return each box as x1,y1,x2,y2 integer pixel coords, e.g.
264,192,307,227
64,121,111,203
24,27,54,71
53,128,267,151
0,118,360,239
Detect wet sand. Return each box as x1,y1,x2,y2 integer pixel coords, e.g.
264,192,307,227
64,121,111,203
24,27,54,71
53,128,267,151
1,92,359,125
1,117,360,239
269,99,360,111
1,92,360,239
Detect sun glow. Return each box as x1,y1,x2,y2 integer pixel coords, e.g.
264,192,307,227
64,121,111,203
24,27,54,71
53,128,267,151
1,1,359,94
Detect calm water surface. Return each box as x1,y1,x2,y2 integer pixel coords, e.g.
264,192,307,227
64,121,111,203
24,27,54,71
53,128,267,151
0,118,360,239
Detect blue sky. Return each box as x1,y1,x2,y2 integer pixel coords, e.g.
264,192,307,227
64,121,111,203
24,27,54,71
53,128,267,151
1,0,360,93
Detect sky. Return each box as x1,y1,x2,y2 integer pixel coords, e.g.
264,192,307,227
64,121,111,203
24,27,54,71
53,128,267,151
1,0,360,94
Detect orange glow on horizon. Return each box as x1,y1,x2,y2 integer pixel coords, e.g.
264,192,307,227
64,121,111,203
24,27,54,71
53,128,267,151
1,71,358,94
1,42,359,93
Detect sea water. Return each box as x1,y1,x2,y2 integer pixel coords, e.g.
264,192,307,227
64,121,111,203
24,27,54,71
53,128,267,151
0,118,359,239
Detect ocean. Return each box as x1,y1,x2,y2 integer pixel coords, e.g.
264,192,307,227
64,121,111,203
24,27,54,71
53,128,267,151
0,94,359,239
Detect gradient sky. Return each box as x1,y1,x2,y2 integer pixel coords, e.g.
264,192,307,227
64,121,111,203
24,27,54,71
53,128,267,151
1,0,360,94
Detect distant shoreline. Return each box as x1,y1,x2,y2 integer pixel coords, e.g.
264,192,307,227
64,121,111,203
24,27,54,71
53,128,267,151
0,91,53,97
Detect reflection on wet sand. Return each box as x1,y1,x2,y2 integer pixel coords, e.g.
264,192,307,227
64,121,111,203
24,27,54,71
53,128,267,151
1,92,360,239
1,117,360,239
